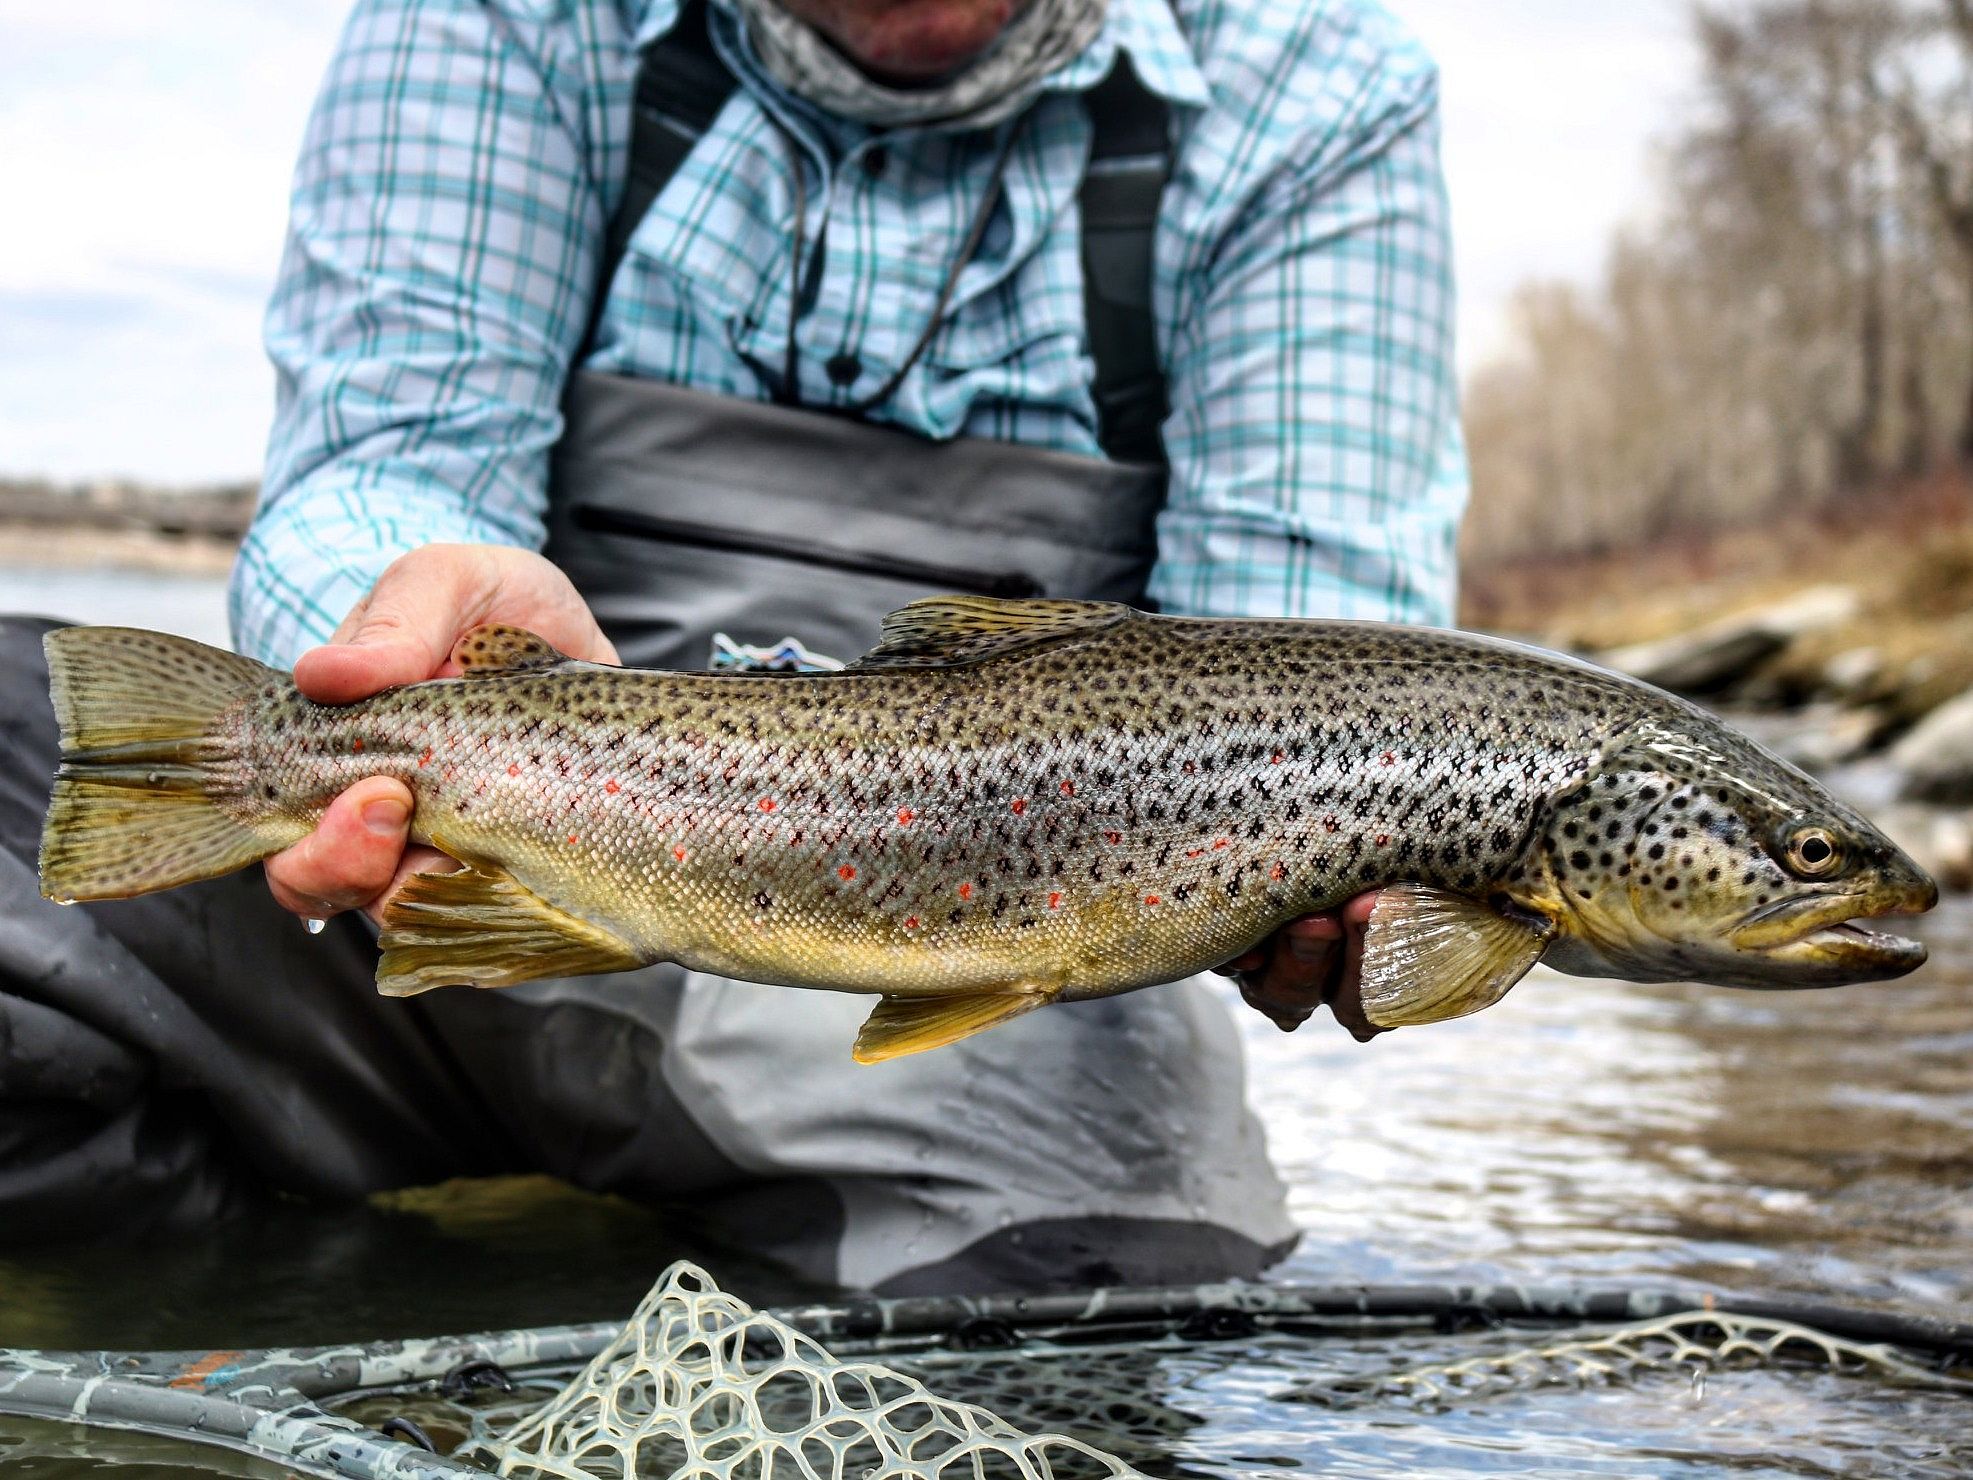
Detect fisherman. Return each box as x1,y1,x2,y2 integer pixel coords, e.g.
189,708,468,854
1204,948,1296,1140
0,0,1462,1290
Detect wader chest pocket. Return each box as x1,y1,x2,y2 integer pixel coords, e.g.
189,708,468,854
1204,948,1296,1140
569,504,1045,599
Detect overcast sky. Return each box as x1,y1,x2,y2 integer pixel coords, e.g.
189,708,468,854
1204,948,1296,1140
0,1,1693,483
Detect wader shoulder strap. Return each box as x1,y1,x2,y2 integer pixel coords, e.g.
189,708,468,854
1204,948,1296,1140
1077,59,1171,467
593,9,1170,466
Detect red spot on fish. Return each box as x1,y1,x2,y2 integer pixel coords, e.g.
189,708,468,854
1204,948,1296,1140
1374,833,1389,845
566,833,580,846
1271,752,1284,765
896,808,914,826
351,738,364,752
958,883,973,901
758,798,777,812
1183,760,1198,774
838,865,857,881
418,748,433,768
1048,892,1063,909
673,845,688,862
507,763,520,777
1323,816,1338,832
1269,863,1286,881
1144,894,1161,906
605,778,620,794
1060,780,1075,796
1010,798,1027,815
904,916,920,930
1381,751,1396,766
1213,838,1230,850
1185,848,1204,859
1104,830,1122,845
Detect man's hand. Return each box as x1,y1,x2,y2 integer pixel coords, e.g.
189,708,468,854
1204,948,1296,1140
1216,892,1384,1041
263,544,618,928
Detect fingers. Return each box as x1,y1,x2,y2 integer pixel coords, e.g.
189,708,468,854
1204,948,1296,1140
294,545,620,706
1226,891,1385,1040
362,845,461,929
1325,893,1385,1043
297,550,491,704
265,776,414,919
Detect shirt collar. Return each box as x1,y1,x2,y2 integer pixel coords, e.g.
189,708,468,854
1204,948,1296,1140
633,0,1210,114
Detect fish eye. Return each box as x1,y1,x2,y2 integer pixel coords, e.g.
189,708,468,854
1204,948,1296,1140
1781,825,1843,878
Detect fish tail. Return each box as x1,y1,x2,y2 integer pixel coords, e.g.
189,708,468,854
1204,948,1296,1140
39,627,301,902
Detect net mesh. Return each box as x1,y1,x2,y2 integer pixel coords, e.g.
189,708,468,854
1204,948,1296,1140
1288,1309,1973,1408
468,1263,1143,1480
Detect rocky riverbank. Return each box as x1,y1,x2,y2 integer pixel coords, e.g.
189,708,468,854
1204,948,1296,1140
1462,497,1973,889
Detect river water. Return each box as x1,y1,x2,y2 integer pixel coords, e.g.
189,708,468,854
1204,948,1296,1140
1,567,1968,1475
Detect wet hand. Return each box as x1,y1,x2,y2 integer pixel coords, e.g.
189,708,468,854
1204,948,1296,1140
264,544,618,928
1216,891,1384,1041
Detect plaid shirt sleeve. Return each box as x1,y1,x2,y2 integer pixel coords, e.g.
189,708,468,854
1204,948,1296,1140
1148,14,1464,625
230,0,633,667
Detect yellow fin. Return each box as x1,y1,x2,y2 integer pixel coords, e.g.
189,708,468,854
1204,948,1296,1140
853,989,1054,1063
377,866,645,996
848,597,1129,671
39,627,298,901
450,624,573,677
1358,884,1553,1028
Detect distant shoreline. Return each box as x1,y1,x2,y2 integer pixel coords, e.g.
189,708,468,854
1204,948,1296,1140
0,522,237,577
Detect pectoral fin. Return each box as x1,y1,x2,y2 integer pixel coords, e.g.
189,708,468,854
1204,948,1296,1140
853,989,1054,1063
1358,885,1553,1028
377,866,645,996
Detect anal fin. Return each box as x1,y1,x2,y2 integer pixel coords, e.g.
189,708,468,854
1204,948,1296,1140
1358,884,1553,1028
854,989,1054,1063
377,866,645,996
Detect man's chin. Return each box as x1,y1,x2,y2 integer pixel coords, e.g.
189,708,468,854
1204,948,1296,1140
794,0,1026,85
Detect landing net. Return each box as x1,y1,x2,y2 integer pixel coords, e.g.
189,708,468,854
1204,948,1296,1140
467,1264,1140,1479
1288,1307,1973,1408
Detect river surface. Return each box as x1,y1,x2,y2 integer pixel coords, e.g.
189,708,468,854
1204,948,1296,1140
0,567,1968,1475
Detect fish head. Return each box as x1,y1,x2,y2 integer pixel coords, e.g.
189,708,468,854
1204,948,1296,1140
1523,718,1935,989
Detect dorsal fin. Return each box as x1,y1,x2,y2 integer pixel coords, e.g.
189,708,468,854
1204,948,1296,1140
450,625,572,678
848,597,1131,671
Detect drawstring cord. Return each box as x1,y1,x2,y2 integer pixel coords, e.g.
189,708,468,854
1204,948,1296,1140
774,121,1023,415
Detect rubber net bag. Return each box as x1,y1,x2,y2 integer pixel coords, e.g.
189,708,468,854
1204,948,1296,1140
473,1262,1142,1480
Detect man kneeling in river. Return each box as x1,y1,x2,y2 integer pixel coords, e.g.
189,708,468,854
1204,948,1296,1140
0,0,1462,1290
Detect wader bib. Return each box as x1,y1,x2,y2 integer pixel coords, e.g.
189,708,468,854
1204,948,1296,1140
0,13,1294,1290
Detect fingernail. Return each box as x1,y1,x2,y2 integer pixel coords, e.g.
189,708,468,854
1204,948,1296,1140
362,798,409,835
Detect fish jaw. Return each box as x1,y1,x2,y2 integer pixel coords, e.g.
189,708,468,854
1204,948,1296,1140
1725,877,1936,984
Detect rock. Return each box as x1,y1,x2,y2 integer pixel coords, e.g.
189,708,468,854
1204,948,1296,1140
1892,687,1973,803
1757,703,1883,774
1821,646,1884,700
1599,585,1862,695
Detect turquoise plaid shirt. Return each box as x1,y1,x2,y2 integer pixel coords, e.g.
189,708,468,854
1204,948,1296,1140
235,0,1466,666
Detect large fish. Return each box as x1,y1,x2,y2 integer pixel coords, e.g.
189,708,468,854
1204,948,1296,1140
38,598,1935,1061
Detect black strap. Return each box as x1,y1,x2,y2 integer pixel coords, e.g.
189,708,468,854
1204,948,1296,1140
592,8,1170,467
1078,58,1171,467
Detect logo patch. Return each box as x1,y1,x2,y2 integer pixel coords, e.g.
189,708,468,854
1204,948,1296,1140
709,633,846,674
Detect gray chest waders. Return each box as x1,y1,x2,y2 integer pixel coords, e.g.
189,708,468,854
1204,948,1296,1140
0,13,1292,1291
509,13,1295,1294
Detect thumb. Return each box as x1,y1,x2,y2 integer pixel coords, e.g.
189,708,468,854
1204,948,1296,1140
293,552,485,704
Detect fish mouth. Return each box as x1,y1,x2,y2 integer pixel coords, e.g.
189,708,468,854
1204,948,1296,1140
1729,886,1934,980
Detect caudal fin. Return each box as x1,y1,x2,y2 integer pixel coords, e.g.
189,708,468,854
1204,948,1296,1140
39,627,303,902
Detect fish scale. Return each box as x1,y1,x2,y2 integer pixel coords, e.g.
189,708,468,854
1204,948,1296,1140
37,597,1936,1061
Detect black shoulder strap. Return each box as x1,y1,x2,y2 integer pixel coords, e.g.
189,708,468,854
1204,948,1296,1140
587,2,735,350
1079,58,1171,468
595,11,1171,468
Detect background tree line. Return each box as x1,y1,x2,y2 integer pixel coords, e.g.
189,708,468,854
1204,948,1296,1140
1464,0,1973,564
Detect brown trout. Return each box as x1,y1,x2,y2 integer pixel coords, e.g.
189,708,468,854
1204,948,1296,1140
38,598,1934,1061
